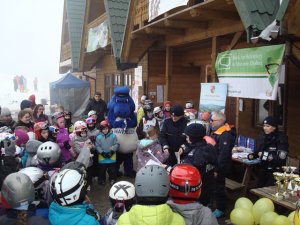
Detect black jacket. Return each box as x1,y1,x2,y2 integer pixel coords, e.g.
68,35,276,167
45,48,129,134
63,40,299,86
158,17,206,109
84,98,108,123
253,131,288,169
211,124,236,175
159,117,188,153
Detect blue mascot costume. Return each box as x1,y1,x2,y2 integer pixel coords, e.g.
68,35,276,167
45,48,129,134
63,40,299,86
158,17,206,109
108,86,138,177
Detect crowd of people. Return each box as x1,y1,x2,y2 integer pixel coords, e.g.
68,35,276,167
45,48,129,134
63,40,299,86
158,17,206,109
0,91,289,225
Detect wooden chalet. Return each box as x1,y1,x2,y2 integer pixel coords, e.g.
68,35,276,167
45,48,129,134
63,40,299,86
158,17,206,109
60,0,300,157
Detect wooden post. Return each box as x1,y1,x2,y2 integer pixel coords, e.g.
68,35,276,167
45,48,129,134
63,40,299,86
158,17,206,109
211,36,219,82
165,47,173,100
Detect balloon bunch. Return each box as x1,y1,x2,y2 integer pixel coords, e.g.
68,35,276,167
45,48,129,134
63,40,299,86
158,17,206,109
230,197,295,225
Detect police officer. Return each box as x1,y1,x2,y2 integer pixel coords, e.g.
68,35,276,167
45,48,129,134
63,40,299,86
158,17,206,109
248,116,289,187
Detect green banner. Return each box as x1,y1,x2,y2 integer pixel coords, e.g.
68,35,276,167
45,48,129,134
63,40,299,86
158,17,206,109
215,44,285,100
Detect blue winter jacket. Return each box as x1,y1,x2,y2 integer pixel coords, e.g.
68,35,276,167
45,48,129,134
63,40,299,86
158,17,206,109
49,202,100,225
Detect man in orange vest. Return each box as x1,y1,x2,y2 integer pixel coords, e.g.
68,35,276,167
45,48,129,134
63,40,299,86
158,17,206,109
210,111,236,218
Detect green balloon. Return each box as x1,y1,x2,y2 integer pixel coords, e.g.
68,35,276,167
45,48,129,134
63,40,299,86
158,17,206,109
288,211,295,223
252,198,275,225
235,197,253,211
272,215,290,225
230,208,255,225
260,211,278,225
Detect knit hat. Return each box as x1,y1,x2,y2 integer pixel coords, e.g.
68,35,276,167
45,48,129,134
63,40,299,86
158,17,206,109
20,100,32,110
184,123,206,138
171,105,184,116
15,129,29,146
164,101,171,107
26,140,42,154
0,107,11,116
263,116,279,127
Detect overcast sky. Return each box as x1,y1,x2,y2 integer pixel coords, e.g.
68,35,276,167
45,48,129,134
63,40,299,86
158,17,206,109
0,0,64,106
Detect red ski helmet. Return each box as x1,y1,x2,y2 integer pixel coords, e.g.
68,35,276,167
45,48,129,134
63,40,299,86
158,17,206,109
169,164,202,204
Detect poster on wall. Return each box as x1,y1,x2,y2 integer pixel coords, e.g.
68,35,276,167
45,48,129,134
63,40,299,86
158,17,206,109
199,83,228,113
215,44,285,100
86,20,109,52
148,0,189,21
132,66,143,111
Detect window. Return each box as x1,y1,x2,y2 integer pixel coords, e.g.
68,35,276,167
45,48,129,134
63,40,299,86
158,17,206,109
104,73,132,102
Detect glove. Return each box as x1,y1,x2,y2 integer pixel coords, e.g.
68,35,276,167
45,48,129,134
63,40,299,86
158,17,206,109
101,152,107,158
89,136,96,143
4,140,16,157
106,151,114,158
64,141,71,150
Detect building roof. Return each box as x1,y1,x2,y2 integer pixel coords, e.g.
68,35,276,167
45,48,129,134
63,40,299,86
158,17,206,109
233,0,280,41
104,0,136,70
66,0,86,72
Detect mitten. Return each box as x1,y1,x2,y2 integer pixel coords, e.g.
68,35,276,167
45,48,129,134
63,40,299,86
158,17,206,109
4,140,16,157
63,141,71,150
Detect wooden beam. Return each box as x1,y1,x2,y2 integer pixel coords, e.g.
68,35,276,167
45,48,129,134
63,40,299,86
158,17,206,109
190,9,240,21
227,31,244,50
211,36,219,82
145,27,185,36
165,47,173,100
164,19,207,29
166,21,244,47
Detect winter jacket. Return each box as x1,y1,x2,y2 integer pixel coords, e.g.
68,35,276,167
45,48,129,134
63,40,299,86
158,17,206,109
56,127,72,163
159,117,188,166
33,114,49,123
74,135,93,167
14,120,34,131
87,128,100,144
0,120,17,131
136,139,169,171
117,204,185,225
211,123,236,175
0,209,50,225
167,200,219,225
96,131,119,164
84,98,107,123
252,130,288,170
49,202,100,225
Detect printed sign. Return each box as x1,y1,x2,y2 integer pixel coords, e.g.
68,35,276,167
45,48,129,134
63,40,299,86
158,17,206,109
148,0,188,21
215,44,285,100
199,83,228,113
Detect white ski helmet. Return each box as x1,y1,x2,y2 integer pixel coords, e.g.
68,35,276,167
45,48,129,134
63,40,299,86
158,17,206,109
135,165,169,199
109,181,135,201
153,106,163,115
19,167,48,189
88,110,97,117
1,172,35,209
37,141,61,166
50,169,87,206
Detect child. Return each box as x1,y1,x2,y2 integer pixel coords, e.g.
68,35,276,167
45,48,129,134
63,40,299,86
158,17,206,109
34,122,50,142
163,100,172,119
86,116,100,179
88,110,98,125
49,168,100,225
136,125,169,171
168,164,218,225
153,106,164,130
52,112,72,163
0,172,50,224
95,120,119,185
117,165,185,225
73,120,95,186
102,181,135,225
184,101,198,121
64,111,74,134
136,104,157,140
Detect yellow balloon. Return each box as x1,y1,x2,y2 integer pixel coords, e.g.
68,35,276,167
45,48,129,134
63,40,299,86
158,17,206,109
252,198,275,225
272,215,290,225
235,197,253,211
260,211,278,225
288,211,295,223
230,208,255,225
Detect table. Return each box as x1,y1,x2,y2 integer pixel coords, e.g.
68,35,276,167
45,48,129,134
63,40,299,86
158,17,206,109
250,186,298,211
227,157,259,195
